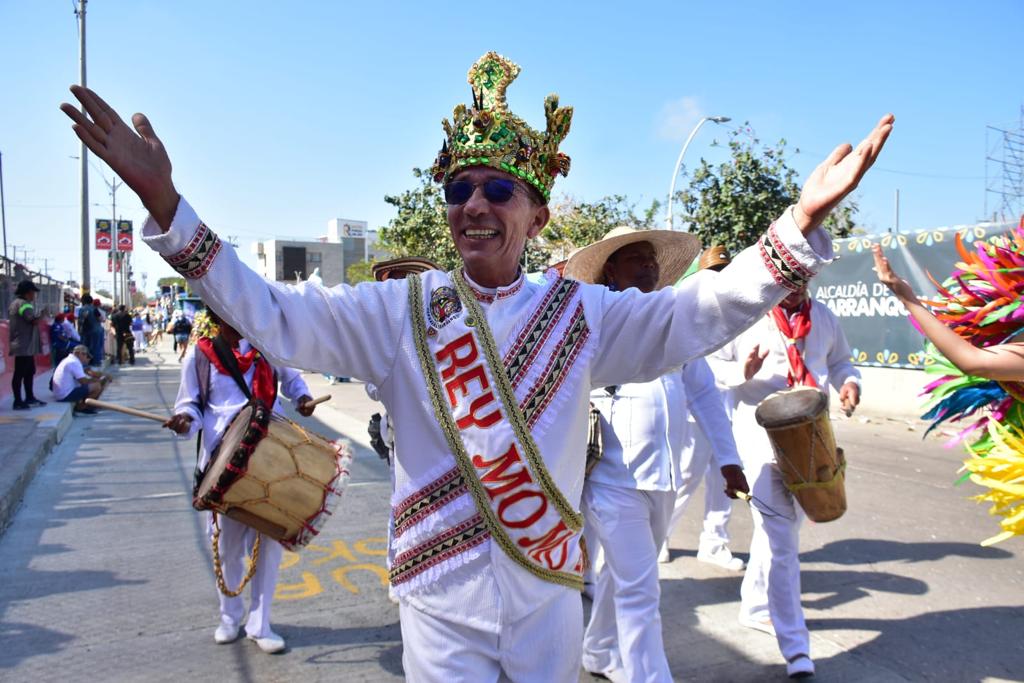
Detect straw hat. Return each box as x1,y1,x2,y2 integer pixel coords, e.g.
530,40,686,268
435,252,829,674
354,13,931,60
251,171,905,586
699,245,731,271
372,257,440,282
563,226,701,289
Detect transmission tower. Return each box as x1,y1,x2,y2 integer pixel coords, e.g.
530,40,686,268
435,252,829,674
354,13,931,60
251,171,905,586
985,106,1024,221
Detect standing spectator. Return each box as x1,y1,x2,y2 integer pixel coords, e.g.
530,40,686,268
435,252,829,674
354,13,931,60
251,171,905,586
8,280,47,410
110,305,135,365
50,313,76,367
77,295,103,367
172,313,192,361
142,312,154,347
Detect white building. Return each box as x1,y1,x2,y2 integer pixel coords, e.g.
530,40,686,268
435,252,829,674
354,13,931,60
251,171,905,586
252,218,387,287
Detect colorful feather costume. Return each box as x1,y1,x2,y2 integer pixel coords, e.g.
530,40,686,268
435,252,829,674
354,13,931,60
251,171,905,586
918,217,1024,545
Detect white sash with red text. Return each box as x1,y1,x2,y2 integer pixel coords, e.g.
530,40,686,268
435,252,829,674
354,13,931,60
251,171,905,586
399,271,590,591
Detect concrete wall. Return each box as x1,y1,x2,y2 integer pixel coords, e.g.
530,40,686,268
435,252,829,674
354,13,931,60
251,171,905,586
854,366,928,419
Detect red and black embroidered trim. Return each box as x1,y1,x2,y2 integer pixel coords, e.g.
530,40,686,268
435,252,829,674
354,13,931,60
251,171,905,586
165,222,223,279
393,467,468,538
389,514,490,586
503,279,578,387
520,304,590,428
758,221,812,292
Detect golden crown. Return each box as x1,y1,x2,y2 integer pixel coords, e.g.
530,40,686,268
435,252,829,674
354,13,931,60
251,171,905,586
431,52,573,201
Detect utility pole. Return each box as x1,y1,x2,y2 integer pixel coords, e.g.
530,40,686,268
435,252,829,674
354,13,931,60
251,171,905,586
894,188,900,233
0,150,8,278
75,0,90,295
110,177,121,306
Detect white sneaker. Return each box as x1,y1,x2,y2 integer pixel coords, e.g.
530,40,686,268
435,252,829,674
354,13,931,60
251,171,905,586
738,613,776,636
214,622,240,644
697,544,745,571
786,655,815,678
247,630,286,653
657,544,670,563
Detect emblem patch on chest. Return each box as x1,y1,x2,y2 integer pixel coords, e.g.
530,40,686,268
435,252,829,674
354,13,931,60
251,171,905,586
428,286,462,329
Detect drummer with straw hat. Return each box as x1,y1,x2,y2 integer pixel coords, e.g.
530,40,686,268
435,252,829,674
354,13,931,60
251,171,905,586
63,48,893,680
564,228,749,681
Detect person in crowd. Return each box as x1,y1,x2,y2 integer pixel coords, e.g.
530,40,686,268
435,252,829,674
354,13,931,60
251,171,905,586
564,229,748,682
76,295,103,367
172,313,193,361
8,279,47,410
110,304,135,365
710,280,860,678
659,246,746,571
50,313,76,367
51,344,111,414
163,309,316,653
62,51,892,680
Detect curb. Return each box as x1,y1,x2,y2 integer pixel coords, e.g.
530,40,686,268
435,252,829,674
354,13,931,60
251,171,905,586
0,402,75,536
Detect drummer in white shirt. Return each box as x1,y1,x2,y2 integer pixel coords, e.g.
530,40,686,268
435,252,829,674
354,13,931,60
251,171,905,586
565,230,749,683
163,309,317,654
710,281,860,678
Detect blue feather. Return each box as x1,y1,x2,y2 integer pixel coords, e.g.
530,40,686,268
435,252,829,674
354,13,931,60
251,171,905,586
921,380,1007,436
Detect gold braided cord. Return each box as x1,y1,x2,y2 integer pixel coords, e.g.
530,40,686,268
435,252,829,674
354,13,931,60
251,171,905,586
211,512,261,597
408,275,582,590
452,271,583,530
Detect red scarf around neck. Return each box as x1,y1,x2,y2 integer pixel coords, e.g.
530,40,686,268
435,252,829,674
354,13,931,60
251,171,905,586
197,337,277,407
770,299,818,389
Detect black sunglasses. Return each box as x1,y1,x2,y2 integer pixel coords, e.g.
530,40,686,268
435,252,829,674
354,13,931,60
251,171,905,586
444,178,518,205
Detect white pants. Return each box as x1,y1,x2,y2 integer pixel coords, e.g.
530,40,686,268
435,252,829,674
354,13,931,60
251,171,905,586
582,481,675,682
132,330,146,350
210,513,283,638
738,459,808,663
399,590,582,683
663,428,734,552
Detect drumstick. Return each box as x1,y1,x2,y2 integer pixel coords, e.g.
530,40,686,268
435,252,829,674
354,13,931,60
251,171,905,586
84,398,168,423
305,394,331,408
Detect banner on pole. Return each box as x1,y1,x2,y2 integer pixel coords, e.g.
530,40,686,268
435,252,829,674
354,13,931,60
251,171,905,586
95,219,112,250
107,251,123,273
117,219,133,251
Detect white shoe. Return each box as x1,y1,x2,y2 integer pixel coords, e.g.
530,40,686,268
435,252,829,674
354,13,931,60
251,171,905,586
697,544,745,571
247,630,286,653
738,613,776,637
786,655,815,678
657,544,670,563
214,622,240,644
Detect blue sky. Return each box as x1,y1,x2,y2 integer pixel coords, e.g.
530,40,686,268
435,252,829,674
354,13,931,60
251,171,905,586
1,1,1021,291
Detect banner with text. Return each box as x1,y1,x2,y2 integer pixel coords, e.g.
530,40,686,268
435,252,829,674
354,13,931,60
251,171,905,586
95,219,112,250
813,221,1016,369
117,220,133,251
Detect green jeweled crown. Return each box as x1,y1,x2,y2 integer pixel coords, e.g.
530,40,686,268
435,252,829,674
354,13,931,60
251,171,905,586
431,52,572,202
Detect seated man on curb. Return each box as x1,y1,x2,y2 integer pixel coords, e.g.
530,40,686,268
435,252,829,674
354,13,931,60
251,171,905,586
52,344,112,414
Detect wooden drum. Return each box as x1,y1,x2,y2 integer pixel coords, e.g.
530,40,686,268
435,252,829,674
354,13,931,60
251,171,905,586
194,402,353,550
754,387,847,523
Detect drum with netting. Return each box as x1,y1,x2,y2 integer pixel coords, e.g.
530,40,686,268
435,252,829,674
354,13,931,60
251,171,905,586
754,386,847,523
194,401,352,551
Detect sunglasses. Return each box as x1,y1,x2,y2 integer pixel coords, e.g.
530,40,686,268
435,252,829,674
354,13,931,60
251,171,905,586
444,178,519,205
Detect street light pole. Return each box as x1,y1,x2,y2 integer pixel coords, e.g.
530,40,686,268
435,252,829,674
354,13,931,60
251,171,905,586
665,115,731,231
75,0,90,295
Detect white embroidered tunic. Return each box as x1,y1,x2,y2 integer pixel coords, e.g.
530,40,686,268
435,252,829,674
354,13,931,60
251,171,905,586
143,197,832,632
588,358,741,492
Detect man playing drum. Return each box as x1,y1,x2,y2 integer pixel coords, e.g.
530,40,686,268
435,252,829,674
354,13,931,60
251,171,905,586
62,51,892,680
563,229,748,682
164,309,318,653
709,282,860,678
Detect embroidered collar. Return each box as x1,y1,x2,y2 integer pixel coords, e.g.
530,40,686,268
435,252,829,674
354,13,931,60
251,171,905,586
461,270,526,304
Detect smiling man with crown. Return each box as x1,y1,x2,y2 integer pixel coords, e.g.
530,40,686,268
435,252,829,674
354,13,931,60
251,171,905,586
62,50,893,680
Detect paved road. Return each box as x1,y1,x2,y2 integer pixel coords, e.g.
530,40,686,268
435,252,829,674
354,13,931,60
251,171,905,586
0,342,1021,682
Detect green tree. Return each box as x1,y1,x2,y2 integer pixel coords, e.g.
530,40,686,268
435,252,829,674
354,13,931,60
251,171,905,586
678,127,857,254
377,168,462,271
347,259,376,284
541,195,661,262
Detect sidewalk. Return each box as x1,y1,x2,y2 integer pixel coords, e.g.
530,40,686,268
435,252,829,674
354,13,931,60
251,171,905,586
0,371,76,534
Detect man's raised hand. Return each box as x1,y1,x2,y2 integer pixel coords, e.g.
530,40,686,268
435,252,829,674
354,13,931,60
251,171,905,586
794,114,895,234
60,86,179,230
